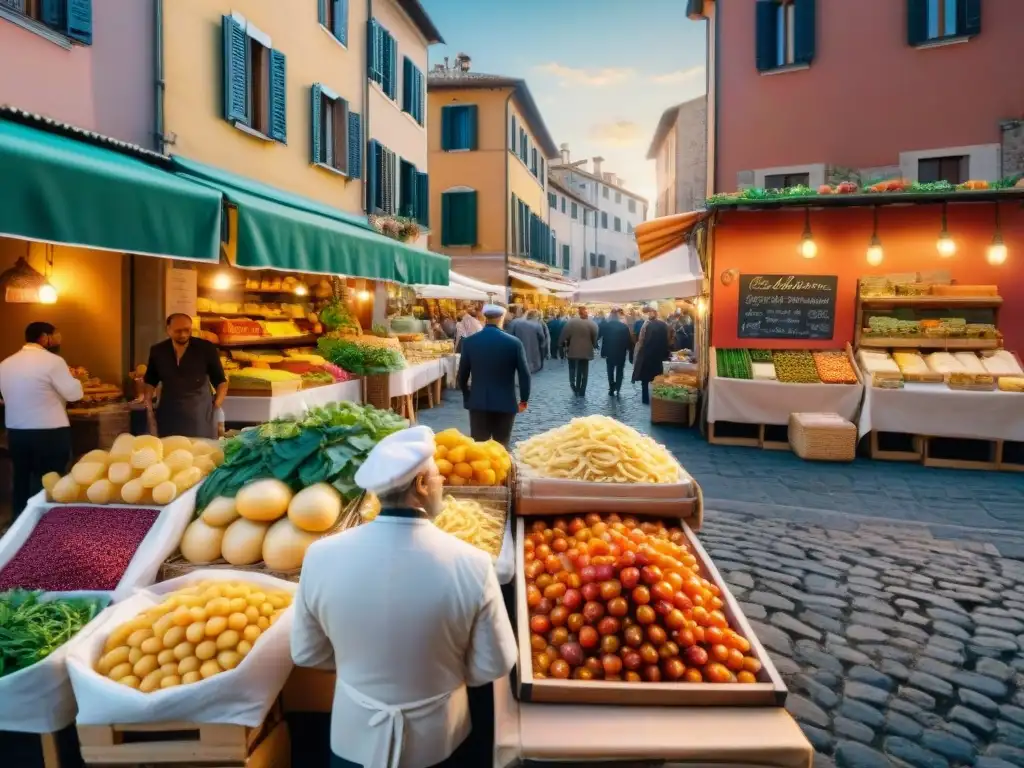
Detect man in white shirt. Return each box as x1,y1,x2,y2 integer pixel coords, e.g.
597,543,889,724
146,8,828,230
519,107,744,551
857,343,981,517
291,426,517,768
0,322,83,517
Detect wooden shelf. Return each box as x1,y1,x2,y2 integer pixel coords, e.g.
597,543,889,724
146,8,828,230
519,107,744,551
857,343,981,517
858,337,1000,350
199,311,271,319
218,334,318,348
860,295,1002,307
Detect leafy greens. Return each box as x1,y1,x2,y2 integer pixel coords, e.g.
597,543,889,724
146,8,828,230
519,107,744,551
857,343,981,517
0,591,106,678
317,337,406,375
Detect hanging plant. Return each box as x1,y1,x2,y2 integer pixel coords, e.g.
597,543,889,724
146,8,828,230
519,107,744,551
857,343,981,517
369,215,422,243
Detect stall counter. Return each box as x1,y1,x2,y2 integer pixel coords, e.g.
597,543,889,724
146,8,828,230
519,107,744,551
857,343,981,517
221,380,362,424
389,359,445,397
493,675,812,768
708,375,864,425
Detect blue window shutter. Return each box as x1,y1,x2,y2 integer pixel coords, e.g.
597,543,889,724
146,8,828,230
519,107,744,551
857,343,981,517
755,1,778,71
269,50,288,142
463,192,477,245
318,0,327,25
41,0,66,33
440,107,453,151
222,15,248,124
548,193,556,208
441,194,453,246
333,0,348,45
311,84,323,163
367,20,379,79
65,0,91,44
348,111,362,179
402,57,413,114
417,69,425,123
793,0,816,65
366,140,379,212
386,35,398,99
958,0,981,36
907,0,928,45
416,172,429,227
466,105,478,150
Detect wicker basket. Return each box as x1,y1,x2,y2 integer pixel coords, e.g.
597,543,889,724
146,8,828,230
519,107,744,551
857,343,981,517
789,412,856,462
363,373,393,410
650,396,692,425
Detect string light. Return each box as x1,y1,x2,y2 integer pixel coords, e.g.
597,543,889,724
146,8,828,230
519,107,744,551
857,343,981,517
987,203,1007,266
357,290,371,301
799,208,817,259
866,207,883,266
936,202,956,258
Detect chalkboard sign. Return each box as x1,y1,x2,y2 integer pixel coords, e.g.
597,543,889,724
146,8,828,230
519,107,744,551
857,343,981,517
738,274,838,340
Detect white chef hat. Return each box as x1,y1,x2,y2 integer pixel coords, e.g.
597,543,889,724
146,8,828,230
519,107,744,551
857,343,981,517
482,304,506,318
355,426,436,495
646,302,659,312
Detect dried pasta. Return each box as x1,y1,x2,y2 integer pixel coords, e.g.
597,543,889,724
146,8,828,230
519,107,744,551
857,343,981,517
515,415,682,484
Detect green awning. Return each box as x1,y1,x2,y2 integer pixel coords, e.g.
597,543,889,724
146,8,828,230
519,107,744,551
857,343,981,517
0,119,222,260
171,156,450,286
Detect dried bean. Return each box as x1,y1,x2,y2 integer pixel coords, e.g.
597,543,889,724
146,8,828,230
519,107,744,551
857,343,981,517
771,351,820,383
812,351,857,384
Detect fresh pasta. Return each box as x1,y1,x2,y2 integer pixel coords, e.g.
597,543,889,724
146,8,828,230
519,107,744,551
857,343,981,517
434,496,504,556
515,415,682,484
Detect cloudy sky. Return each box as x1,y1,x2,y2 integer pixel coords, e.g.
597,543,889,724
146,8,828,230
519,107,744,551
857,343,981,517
421,0,708,215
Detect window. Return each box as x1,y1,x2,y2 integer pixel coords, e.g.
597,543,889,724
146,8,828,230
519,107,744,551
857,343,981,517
589,253,596,267
519,129,527,162
598,254,606,268
610,260,617,274
541,158,546,185
528,214,551,264
1,0,92,43
318,0,348,46
510,116,517,151
311,84,362,178
440,105,478,151
615,191,622,204
571,202,578,220
918,155,968,185
368,19,397,100
601,212,608,229
367,140,397,214
614,217,622,232
531,148,538,175
602,186,609,199
909,0,981,45
441,190,477,246
223,14,287,142
764,172,809,189
548,192,557,209
562,244,570,271
755,0,815,72
402,57,425,124
628,199,636,213
398,159,429,226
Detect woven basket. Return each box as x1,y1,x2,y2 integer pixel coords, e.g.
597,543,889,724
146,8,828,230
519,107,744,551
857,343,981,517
363,373,393,410
650,396,692,425
789,413,856,462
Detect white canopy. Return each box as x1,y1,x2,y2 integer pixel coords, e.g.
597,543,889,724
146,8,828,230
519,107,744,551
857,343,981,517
449,271,507,299
413,282,489,301
574,245,703,303
508,269,577,294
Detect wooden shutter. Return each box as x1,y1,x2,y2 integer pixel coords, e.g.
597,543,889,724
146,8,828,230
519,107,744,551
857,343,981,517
399,159,416,218
402,58,413,115
416,68,425,123
440,107,453,151
347,111,362,179
466,105,479,150
958,0,981,36
366,140,379,212
510,116,517,150
383,33,398,99
461,192,477,245
333,0,348,45
40,0,65,31
269,50,288,142
416,172,429,227
793,0,816,65
382,148,396,214
441,193,453,246
367,20,380,80
65,0,92,44
442,192,475,246
907,0,928,45
755,1,778,71
311,84,323,163
222,15,248,123
318,0,327,25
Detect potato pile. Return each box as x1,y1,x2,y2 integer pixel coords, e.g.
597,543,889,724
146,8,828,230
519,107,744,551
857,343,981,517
433,429,511,487
95,580,291,691
43,434,222,507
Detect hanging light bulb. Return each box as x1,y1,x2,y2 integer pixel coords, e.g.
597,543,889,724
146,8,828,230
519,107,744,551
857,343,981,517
294,283,309,296
213,271,232,290
987,203,1008,266
866,207,884,266
696,296,708,316
799,208,817,259
936,202,956,258
358,290,371,302
38,282,58,304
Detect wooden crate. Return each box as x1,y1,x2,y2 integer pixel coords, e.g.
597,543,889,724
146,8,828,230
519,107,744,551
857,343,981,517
869,431,923,462
922,436,1000,472
77,702,288,767
513,517,787,707
0,728,81,768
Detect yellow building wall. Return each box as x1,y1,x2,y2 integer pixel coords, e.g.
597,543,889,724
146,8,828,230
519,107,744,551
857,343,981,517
162,0,364,213
507,98,549,216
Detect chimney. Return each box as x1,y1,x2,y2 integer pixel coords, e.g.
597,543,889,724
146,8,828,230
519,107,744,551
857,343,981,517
559,143,571,164
592,156,604,177
455,53,471,72
603,172,617,186
443,56,449,69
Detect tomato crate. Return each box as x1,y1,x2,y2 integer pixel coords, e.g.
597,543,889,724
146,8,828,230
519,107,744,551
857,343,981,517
76,701,288,766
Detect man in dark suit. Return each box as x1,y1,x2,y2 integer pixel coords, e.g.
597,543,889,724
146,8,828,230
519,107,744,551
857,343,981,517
457,304,531,446
597,308,633,397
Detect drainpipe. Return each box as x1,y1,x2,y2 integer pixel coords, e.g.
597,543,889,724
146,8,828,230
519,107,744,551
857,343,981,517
364,0,373,212
503,89,515,285
154,0,165,154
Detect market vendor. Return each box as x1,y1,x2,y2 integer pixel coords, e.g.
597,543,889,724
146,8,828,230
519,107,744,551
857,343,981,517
143,313,227,439
292,425,517,768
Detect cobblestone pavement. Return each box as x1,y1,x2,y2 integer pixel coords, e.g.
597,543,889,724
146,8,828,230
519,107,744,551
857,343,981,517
422,359,1024,765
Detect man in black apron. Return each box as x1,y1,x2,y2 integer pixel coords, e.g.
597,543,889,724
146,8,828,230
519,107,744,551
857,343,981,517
143,313,227,439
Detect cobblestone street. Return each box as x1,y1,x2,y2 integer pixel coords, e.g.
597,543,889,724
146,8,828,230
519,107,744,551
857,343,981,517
422,360,1024,766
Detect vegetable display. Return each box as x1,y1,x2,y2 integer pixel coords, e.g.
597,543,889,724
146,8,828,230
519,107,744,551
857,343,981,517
771,351,820,384
651,384,698,403
317,336,405,375
523,514,761,684
0,507,160,591
0,591,106,678
715,349,752,380
196,402,407,510
94,580,291,691
433,429,511,487
812,351,858,384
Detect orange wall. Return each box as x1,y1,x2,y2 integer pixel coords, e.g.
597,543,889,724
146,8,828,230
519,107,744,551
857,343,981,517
710,204,1024,354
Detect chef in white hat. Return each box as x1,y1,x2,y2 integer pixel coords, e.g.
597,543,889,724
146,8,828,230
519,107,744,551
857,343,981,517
291,425,517,768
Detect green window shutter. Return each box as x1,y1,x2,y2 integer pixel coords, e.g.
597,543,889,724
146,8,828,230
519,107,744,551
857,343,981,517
41,0,66,31
333,0,349,45
793,0,816,65
958,0,981,36
382,147,396,214
907,0,928,45
548,193,556,208
311,84,323,163
318,0,327,25
571,202,577,219
222,15,248,124
399,159,416,218
562,244,570,270
442,192,475,246
417,69,425,123
269,50,288,142
386,35,398,99
466,105,478,150
462,192,478,245
367,20,380,80
402,57,413,114
366,140,379,212
440,107,453,151
510,116,517,150
441,193,453,245
755,1,778,71
65,0,92,44
416,172,429,227
347,111,362,179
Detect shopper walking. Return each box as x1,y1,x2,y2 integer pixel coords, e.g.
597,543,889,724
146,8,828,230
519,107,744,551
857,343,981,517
546,311,566,360
511,310,547,374
632,303,671,404
598,309,633,396
292,426,517,768
0,322,83,518
457,304,530,446
453,311,482,353
559,306,598,396
503,304,524,336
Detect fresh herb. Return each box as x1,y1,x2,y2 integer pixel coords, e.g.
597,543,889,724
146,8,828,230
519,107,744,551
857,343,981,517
0,591,105,677
317,337,405,375
652,384,698,403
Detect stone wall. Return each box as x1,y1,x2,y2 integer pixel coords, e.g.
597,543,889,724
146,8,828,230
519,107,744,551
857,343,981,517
1001,120,1024,177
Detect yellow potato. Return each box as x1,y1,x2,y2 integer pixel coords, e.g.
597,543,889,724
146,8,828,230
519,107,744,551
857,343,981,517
244,606,260,623
133,655,159,678
188,606,208,623
236,640,253,657
171,606,193,627
256,616,270,631
228,597,248,613
128,648,144,665
216,650,242,670
172,642,195,661
152,613,176,639
246,592,267,607
227,612,248,631
163,626,186,649
206,597,231,617
160,675,182,689
108,662,133,681
182,671,202,684
97,647,131,675
201,585,224,600
140,637,163,655
177,656,200,675
267,592,290,609
205,616,228,637
185,622,206,644
199,660,222,679
127,629,154,647
118,675,141,689
259,603,274,617
242,625,262,643
159,662,179,676
195,640,217,661
103,626,133,653
216,630,240,650
140,670,165,693
157,649,177,666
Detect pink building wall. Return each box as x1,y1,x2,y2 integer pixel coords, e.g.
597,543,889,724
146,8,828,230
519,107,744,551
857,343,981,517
714,0,1024,192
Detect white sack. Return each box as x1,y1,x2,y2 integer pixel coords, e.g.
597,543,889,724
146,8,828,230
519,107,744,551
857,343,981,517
68,570,296,727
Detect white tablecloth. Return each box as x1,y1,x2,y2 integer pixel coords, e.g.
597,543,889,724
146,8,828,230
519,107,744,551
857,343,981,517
442,354,460,388
221,380,362,423
389,360,444,396
708,375,864,425
858,382,1024,441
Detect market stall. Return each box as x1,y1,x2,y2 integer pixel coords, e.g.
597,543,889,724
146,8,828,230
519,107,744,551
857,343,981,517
573,244,703,304
508,257,578,311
